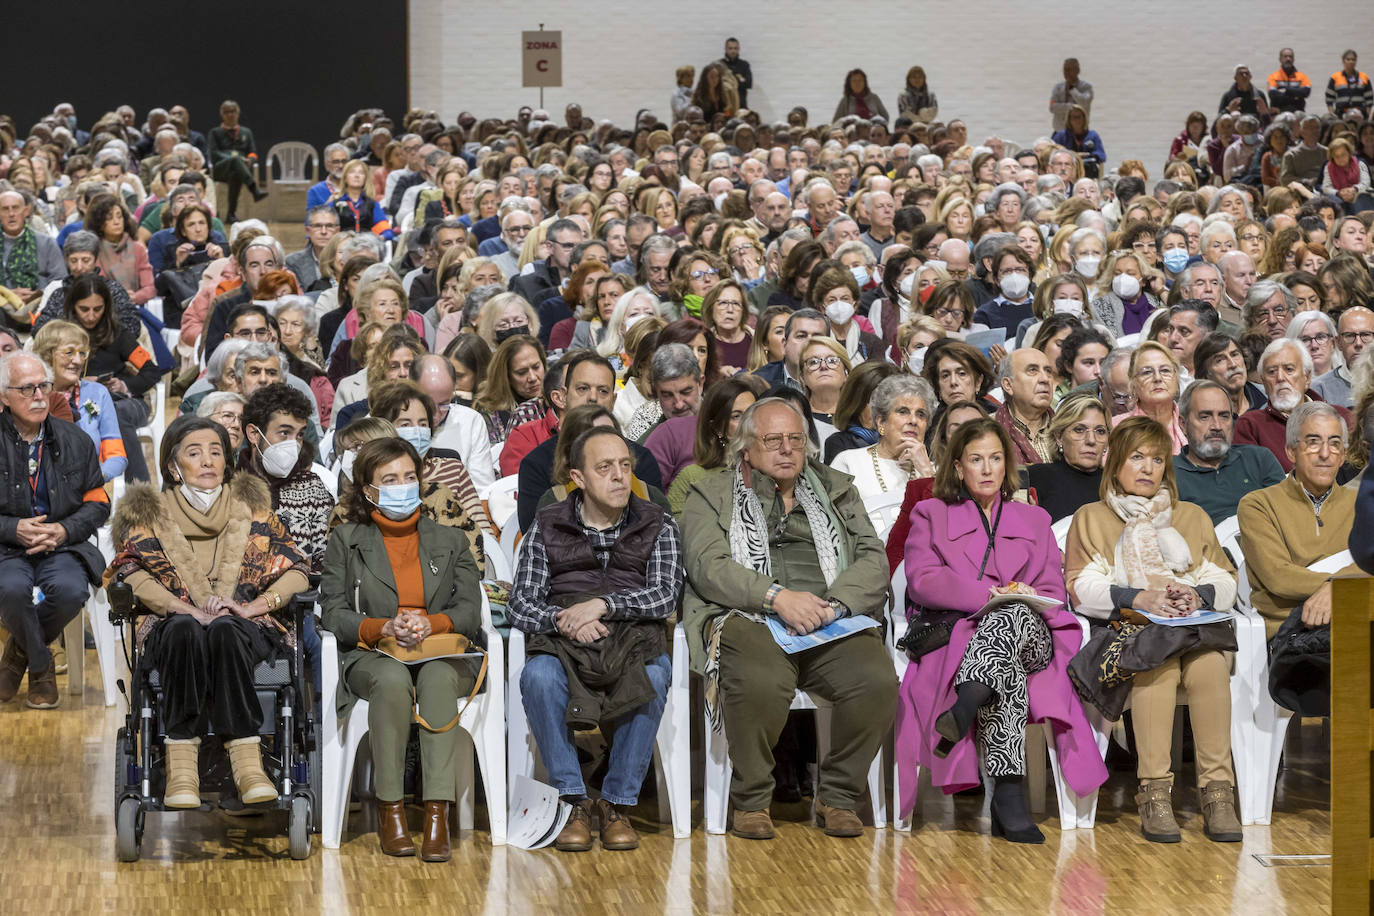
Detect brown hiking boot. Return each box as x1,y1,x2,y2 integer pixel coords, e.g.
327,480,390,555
596,799,640,850
730,808,775,840
1200,781,1243,842
0,639,27,702
25,664,59,709
815,803,864,837
1135,780,1181,843
554,799,593,852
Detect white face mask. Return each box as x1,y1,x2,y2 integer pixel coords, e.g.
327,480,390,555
1074,255,1101,278
907,346,927,373
825,299,856,325
179,483,222,513
257,433,300,479
1111,273,1142,299
713,192,728,210
1052,298,1085,318
999,272,1030,300
898,274,915,299
624,313,650,333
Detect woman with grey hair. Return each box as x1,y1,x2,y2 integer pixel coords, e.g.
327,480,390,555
195,390,246,450
831,375,936,524
273,295,333,428
986,183,1028,232
1286,308,1341,378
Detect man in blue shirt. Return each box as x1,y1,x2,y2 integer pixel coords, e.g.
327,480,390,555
306,143,351,211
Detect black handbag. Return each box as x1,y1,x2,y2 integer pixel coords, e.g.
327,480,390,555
896,607,964,661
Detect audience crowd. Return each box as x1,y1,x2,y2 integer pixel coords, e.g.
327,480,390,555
2,41,1373,859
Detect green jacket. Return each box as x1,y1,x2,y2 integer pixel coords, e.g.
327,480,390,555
320,515,484,714
678,461,888,674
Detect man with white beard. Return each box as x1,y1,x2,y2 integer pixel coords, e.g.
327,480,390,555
1174,380,1284,524
1234,338,1352,472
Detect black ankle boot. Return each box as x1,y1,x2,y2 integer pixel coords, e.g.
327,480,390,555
934,681,994,757
990,777,1044,844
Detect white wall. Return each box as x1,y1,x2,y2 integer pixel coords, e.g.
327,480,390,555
410,0,1358,169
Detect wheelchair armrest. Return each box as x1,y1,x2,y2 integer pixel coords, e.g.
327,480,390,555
106,577,153,623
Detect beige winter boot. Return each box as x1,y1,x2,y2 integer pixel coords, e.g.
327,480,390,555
224,737,278,805
163,738,202,808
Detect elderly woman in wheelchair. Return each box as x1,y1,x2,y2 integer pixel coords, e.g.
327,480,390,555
108,415,311,809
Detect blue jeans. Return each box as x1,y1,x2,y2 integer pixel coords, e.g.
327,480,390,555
520,652,670,806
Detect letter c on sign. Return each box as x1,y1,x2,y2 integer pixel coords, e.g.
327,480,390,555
537,59,548,72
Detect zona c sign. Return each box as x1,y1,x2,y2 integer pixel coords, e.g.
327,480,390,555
522,30,562,88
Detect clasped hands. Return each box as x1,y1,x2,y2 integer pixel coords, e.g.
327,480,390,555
555,599,610,644
773,588,835,637
1129,581,1202,620
16,515,68,556
381,609,432,648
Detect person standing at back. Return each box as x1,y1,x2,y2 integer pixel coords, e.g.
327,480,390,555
719,38,753,110
1326,49,1373,118
1049,58,1093,132
1266,48,1311,113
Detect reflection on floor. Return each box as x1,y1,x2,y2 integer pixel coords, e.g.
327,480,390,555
0,666,1330,915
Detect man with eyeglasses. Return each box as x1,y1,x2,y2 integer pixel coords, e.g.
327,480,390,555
489,208,532,279
651,146,681,194
754,308,828,391
306,143,352,211
0,352,109,710
203,236,284,359
1174,380,1284,525
1241,279,1297,341
680,397,896,842
286,205,339,291
1238,404,1359,724
1311,306,1374,408
1235,338,1352,472
511,218,583,312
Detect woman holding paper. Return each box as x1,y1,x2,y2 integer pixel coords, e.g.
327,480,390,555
896,418,1108,844
320,436,484,862
1064,416,1241,845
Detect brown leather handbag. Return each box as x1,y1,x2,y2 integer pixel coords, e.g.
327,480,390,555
373,632,489,734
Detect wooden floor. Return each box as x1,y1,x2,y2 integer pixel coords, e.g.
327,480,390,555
0,655,1332,916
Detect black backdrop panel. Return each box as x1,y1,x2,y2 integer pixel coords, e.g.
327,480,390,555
6,1,408,158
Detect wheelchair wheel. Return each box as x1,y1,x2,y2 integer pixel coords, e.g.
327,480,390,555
288,796,311,860
116,797,144,863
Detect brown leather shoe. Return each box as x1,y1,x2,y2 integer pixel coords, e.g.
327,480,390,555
554,799,593,852
730,808,775,840
421,800,451,862
815,803,864,837
0,639,26,702
596,799,639,850
25,664,59,709
377,800,417,856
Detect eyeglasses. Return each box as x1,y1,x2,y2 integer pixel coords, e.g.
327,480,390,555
1253,306,1293,323
758,432,808,451
550,240,578,251
1239,232,1264,243
233,327,273,340
689,268,719,280
307,222,338,230
506,224,533,235
932,307,964,320
1340,330,1374,344
55,347,90,360
210,410,242,426
8,382,53,398
494,318,528,331
1299,332,1333,346
804,355,844,371
728,245,755,257
1299,435,1346,453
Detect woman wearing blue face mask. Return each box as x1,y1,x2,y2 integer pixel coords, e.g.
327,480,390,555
369,381,494,556
320,435,486,861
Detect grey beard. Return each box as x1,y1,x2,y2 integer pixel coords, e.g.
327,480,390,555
1193,438,1230,461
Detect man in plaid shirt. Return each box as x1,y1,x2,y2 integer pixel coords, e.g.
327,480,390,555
509,426,683,854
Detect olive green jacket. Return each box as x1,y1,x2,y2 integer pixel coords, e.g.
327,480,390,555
679,461,888,674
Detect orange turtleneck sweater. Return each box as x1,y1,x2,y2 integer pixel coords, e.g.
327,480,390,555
357,510,453,646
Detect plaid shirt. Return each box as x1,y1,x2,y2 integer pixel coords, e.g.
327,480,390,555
507,492,684,635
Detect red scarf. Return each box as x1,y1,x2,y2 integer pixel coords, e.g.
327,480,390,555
1328,157,1361,190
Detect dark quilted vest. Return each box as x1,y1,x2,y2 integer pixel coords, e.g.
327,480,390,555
538,494,664,607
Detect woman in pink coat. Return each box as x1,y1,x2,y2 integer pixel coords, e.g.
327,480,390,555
895,417,1107,843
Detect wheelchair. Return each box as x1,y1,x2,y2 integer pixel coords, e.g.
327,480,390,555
107,577,321,862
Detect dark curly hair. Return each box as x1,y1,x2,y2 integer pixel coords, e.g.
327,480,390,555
243,381,315,466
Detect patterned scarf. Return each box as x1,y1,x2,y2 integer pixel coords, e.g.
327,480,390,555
1102,487,1192,589
702,463,844,730
1,227,39,289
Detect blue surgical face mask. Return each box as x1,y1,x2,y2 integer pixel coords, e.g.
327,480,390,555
369,482,422,520
850,265,869,287
1162,249,1190,274
397,425,432,457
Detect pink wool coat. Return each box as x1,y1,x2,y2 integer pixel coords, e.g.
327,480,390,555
895,495,1108,815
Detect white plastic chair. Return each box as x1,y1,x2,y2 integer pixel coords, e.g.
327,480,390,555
136,381,168,487
863,489,908,542
481,531,509,583
320,590,507,847
505,623,691,838
311,462,337,500
265,142,318,187
1051,516,1073,551
488,475,519,537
